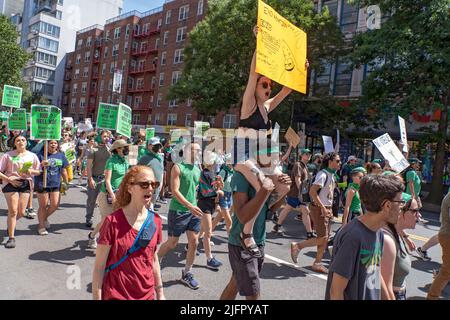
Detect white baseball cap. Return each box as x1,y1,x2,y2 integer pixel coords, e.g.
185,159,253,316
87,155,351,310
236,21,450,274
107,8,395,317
148,137,162,146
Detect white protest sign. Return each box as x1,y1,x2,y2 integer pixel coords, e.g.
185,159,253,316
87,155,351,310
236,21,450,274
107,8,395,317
62,117,74,128
322,136,335,153
373,133,409,173
398,116,408,153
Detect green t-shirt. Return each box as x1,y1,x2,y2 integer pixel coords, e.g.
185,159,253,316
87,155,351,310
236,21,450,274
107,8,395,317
169,162,201,212
138,146,151,161
101,154,129,193
346,183,361,213
219,166,234,193
405,170,421,197
228,172,269,247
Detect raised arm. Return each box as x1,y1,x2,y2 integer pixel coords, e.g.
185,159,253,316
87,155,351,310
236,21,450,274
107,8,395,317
241,50,259,120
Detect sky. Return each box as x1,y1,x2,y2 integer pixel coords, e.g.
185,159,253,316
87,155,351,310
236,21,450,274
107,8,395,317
122,0,166,13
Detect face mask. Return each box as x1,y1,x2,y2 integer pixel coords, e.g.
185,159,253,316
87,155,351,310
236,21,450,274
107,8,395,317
152,145,162,153
122,147,129,156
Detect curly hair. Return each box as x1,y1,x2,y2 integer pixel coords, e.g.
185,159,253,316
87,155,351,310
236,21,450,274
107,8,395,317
113,165,155,210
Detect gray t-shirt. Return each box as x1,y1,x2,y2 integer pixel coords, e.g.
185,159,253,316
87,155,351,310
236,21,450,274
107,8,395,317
325,219,384,300
138,152,164,183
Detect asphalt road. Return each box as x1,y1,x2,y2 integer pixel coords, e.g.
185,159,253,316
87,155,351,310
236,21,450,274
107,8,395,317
0,181,448,300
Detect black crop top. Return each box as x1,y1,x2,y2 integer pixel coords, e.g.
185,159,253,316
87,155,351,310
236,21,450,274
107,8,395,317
239,104,272,131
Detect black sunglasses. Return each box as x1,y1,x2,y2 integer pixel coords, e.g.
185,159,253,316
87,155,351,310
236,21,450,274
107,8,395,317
132,181,160,189
261,82,272,90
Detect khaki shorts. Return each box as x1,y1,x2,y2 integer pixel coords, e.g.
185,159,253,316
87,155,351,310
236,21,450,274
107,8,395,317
98,192,114,218
309,204,332,238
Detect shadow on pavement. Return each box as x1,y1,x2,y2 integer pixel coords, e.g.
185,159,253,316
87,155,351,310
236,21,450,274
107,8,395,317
58,203,86,209
27,222,92,234
28,240,95,265
411,259,442,275
260,262,309,280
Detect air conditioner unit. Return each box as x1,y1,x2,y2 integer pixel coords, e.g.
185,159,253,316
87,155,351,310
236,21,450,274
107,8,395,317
33,30,39,35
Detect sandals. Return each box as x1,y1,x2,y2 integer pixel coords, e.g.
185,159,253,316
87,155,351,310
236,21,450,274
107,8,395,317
240,232,262,258
312,263,328,274
290,242,300,264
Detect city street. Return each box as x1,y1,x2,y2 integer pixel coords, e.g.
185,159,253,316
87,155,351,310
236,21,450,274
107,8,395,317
0,180,448,300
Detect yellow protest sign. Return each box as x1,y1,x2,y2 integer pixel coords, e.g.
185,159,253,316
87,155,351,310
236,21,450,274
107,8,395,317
285,127,301,148
256,0,308,93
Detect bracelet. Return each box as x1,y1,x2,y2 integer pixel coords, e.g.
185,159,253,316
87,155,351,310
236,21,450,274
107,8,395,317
155,285,163,290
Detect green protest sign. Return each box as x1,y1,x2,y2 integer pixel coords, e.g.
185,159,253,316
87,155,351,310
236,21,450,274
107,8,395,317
96,103,119,130
8,108,27,130
0,111,9,121
194,121,210,137
30,105,61,140
116,103,132,138
146,128,155,141
2,85,23,108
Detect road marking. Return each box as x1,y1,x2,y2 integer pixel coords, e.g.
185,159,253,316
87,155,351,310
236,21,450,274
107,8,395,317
409,234,430,242
157,213,328,281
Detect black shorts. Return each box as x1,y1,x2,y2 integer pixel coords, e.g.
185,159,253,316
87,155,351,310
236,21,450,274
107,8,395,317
198,197,216,214
35,186,60,194
228,243,265,297
2,180,31,193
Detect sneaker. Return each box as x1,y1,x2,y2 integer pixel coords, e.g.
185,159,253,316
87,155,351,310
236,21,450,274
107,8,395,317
206,257,223,271
184,244,200,256
5,238,16,249
417,247,431,261
154,203,161,209
38,228,48,236
294,214,302,222
290,242,300,264
85,220,93,228
88,233,97,249
24,209,34,219
28,208,37,218
181,271,200,290
306,232,316,239
272,224,285,235
158,198,168,204
271,211,279,223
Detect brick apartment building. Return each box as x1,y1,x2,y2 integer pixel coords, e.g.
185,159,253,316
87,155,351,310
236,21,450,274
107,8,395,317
62,0,239,130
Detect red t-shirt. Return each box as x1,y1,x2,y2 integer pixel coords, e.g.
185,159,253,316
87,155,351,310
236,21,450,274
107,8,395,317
98,208,163,300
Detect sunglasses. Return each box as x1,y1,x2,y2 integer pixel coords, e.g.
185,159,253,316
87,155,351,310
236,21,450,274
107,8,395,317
391,200,406,206
132,181,160,189
335,159,341,163
261,82,272,90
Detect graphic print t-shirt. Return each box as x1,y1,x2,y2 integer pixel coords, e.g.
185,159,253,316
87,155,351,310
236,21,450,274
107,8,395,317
325,219,384,300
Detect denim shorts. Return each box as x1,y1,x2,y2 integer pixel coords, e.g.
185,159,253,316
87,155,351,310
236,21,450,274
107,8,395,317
219,191,233,209
167,210,201,237
286,196,304,209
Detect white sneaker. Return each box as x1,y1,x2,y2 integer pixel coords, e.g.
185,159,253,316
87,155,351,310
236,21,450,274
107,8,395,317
38,228,48,236
28,208,37,218
88,233,97,249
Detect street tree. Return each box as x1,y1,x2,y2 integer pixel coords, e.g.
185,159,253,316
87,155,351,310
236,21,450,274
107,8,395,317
349,0,450,203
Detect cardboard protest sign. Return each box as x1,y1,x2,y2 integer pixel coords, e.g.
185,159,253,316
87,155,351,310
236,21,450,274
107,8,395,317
256,0,308,93
373,133,410,173
398,116,408,153
284,127,301,147
96,103,119,130
128,145,139,166
322,136,335,153
2,85,23,108
30,105,61,140
8,108,27,130
116,103,132,138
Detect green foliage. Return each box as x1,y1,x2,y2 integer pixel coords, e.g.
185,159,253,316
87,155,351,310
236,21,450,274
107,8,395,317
168,0,345,120
0,15,31,92
22,90,50,111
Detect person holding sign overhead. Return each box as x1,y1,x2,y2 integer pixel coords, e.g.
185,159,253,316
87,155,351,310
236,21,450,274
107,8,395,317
35,140,70,235
0,135,41,248
233,25,308,257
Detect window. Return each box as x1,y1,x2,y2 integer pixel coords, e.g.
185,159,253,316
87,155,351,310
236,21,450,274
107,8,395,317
76,54,81,64
185,114,192,127
134,96,142,108
104,46,109,58
223,114,237,129
110,62,115,74
151,76,156,89
167,113,177,125
122,59,127,71
113,44,119,56
84,51,90,62
114,27,121,39
71,98,76,109
125,24,130,39
30,22,60,38
159,73,165,87
140,42,147,52
138,60,145,70
161,52,167,65
187,98,192,107
134,24,140,36
80,98,86,111
172,71,182,85
156,94,162,107
155,38,160,49
174,49,184,64
38,37,59,52
143,23,149,34
153,113,161,125
340,1,359,34
100,80,104,91
106,30,110,39
334,58,352,96
322,0,338,17
137,78,144,89
87,36,92,47
33,82,53,96
133,113,140,124
124,41,128,53
72,83,78,94
163,31,169,45
77,39,83,48
169,99,177,107
128,77,134,89
165,10,171,24
197,0,204,15
176,27,187,42
36,52,57,66
101,64,106,75
74,69,80,79
314,61,332,96
109,79,113,91
82,82,87,94
157,19,162,29
56,10,62,20
179,5,189,21
83,67,89,78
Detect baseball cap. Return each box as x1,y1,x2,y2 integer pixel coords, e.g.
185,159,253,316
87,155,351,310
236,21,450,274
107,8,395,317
408,158,422,164
300,148,311,155
372,159,383,164
148,137,162,146
347,155,357,162
351,167,367,174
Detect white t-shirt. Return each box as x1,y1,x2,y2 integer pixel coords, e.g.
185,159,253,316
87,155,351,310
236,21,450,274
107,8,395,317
313,170,336,207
